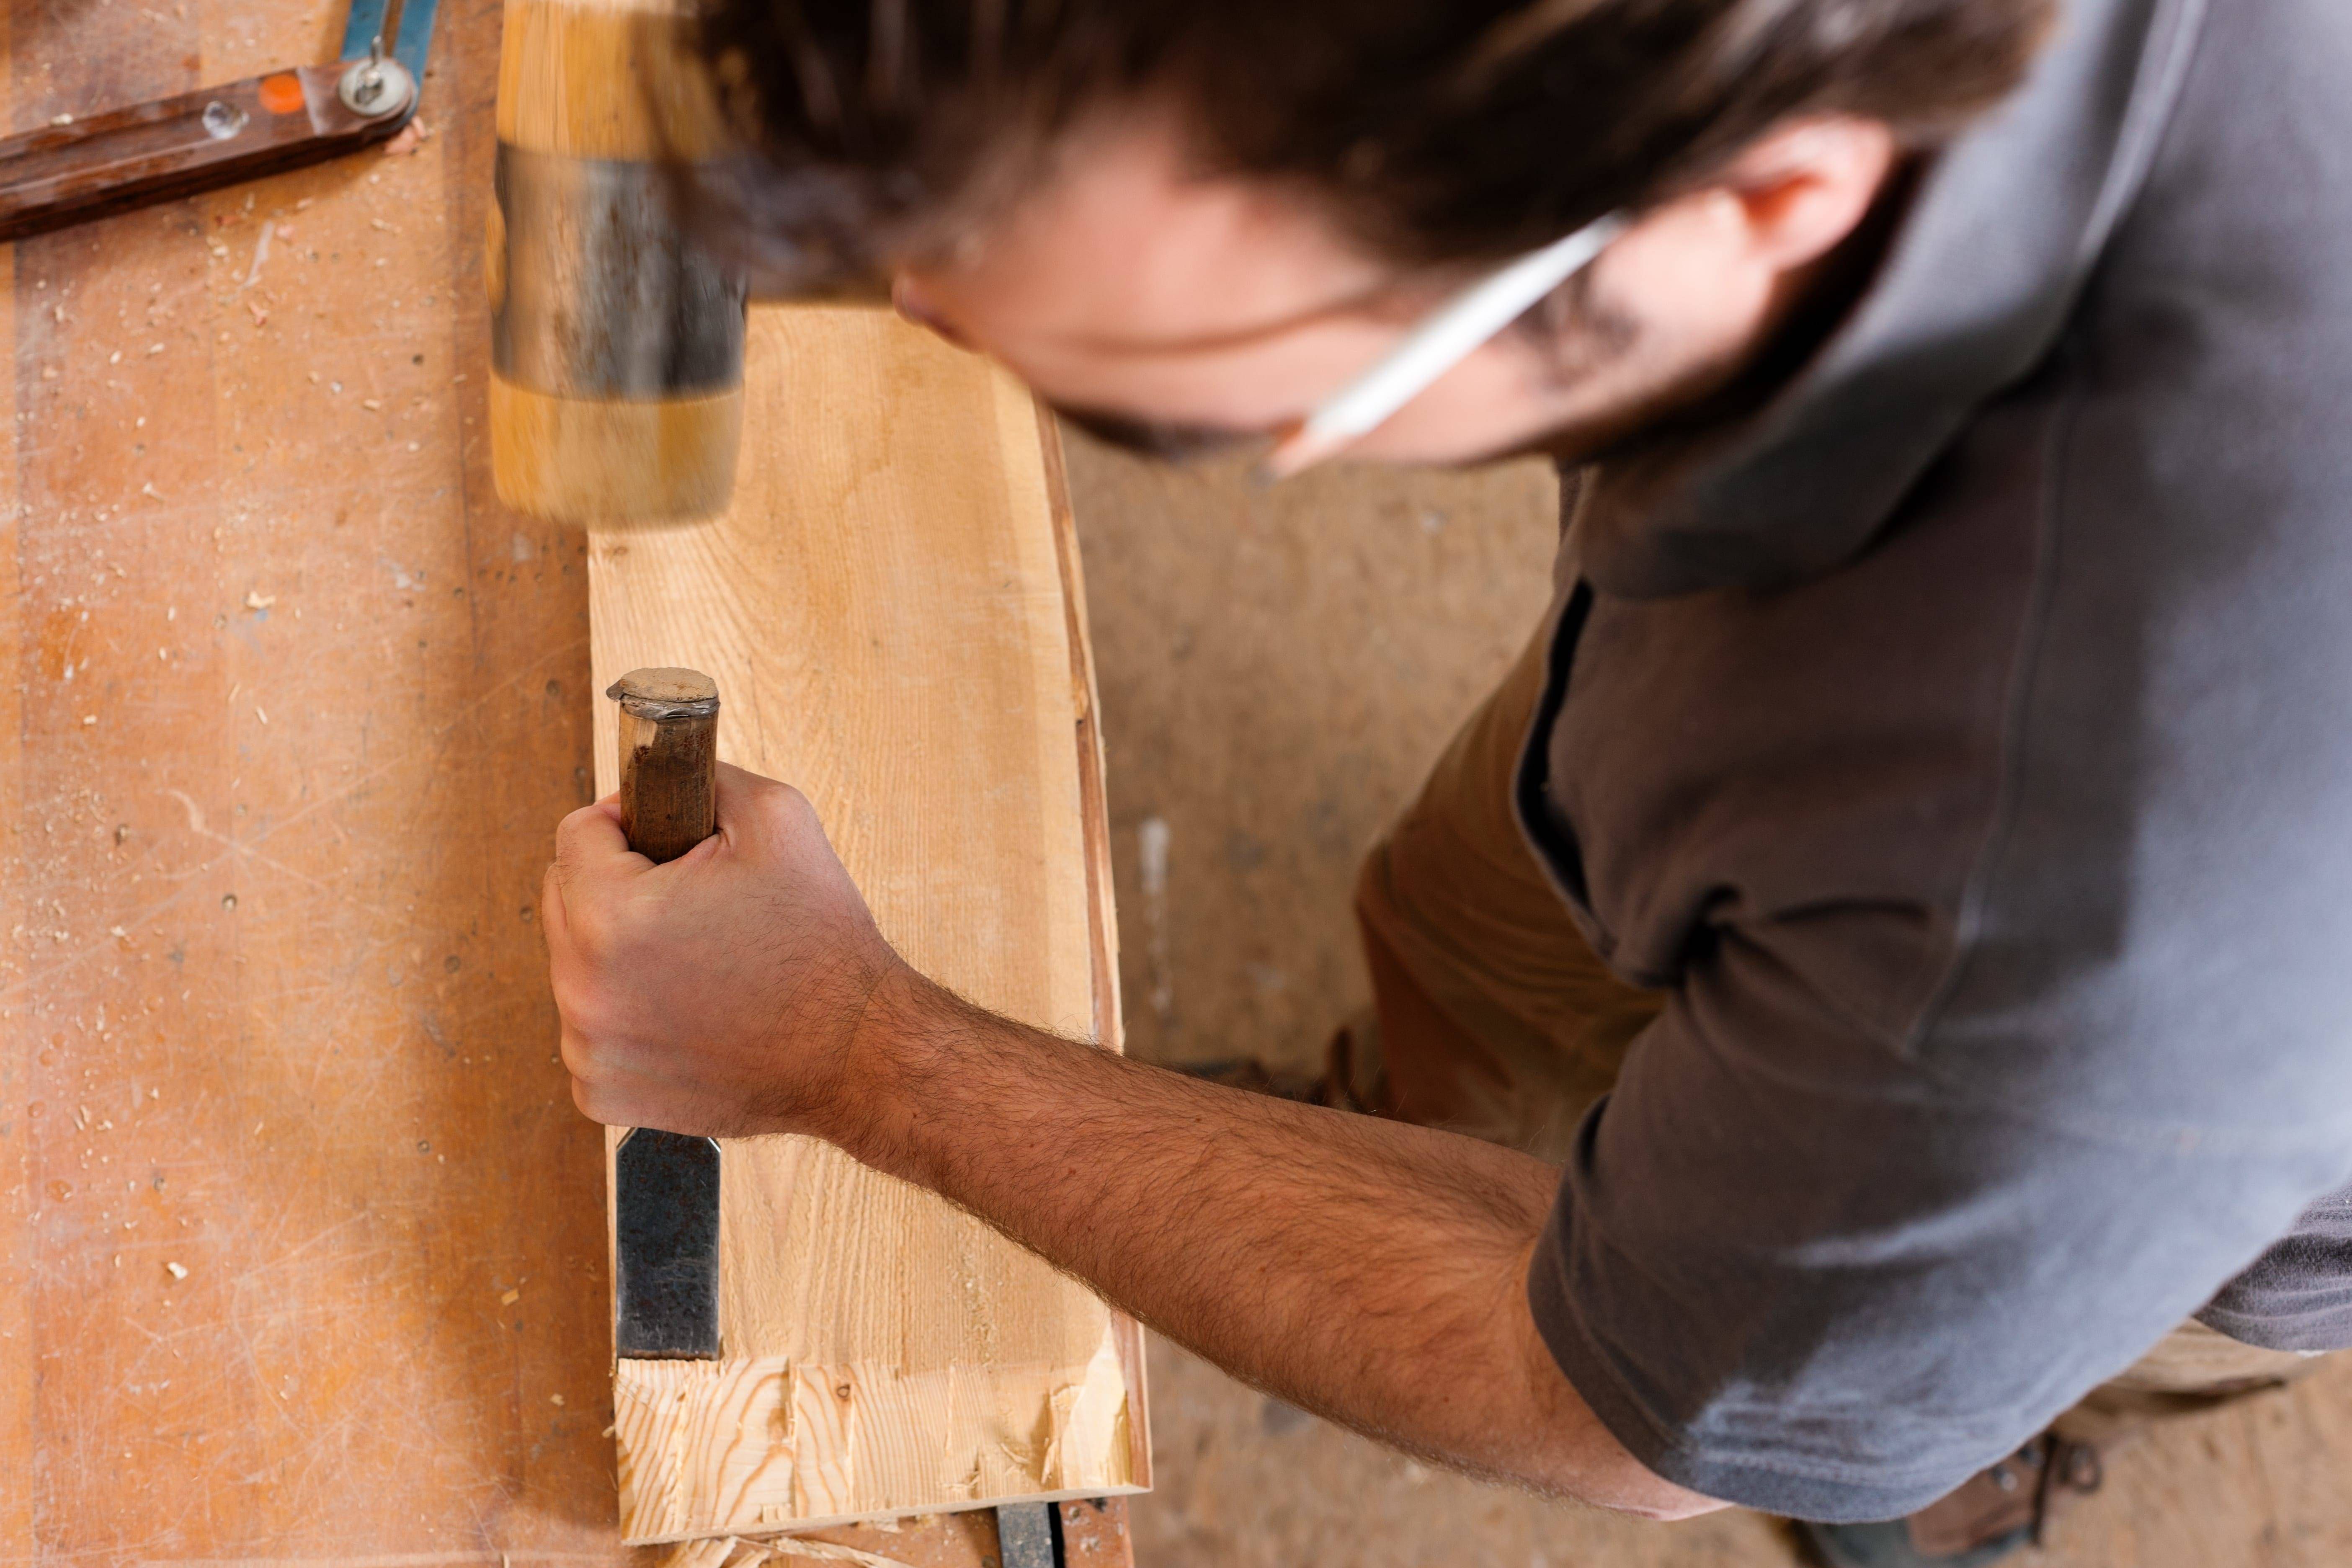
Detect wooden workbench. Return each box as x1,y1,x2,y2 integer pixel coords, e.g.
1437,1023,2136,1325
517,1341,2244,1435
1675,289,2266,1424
0,3,1137,1561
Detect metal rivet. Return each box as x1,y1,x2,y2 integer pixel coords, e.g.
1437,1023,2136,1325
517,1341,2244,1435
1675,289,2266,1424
337,48,415,119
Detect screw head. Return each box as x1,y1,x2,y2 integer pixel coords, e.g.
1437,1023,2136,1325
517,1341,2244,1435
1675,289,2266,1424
337,55,415,119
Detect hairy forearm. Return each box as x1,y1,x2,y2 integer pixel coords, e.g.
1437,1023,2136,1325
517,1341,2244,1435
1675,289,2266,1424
544,769,1706,1507
826,967,1715,1518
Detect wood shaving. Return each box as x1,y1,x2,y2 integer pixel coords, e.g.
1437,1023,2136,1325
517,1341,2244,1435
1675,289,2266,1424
761,1543,915,1568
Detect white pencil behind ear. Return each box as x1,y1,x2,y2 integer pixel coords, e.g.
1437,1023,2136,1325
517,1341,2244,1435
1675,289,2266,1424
1260,209,1630,479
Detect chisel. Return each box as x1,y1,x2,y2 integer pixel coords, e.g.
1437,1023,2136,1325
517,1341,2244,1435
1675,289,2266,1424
608,666,724,1360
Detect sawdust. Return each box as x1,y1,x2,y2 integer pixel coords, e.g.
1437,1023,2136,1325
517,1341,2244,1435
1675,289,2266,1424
661,1537,919,1568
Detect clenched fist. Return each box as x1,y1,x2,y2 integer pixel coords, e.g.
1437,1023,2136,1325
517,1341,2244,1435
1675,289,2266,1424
541,763,910,1139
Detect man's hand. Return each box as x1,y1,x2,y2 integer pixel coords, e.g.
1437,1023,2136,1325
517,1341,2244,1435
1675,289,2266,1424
542,762,906,1139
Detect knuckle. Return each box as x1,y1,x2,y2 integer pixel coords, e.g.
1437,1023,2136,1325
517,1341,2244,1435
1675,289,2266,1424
565,914,606,963
552,805,594,851
561,897,622,962
553,802,618,862
763,781,816,833
557,995,617,1055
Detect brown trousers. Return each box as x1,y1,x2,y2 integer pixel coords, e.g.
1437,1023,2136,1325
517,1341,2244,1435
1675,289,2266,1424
1353,632,2323,1453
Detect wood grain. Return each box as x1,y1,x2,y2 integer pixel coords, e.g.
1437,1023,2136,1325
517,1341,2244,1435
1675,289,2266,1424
2,5,1131,1564
0,202,29,1561
589,303,1147,1543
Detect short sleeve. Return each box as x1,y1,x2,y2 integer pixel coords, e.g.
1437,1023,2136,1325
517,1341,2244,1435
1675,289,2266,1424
1524,903,2349,1522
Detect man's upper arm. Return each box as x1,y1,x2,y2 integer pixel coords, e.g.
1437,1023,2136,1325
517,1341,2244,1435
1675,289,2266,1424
1508,1253,1728,1520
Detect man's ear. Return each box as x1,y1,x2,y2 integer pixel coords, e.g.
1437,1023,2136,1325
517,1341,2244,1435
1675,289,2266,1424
1715,115,1901,273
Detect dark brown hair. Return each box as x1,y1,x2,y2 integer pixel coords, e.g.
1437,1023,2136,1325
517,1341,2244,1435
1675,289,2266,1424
685,0,2051,290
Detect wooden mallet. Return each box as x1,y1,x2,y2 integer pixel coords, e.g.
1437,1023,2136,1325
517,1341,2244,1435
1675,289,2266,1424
489,0,746,524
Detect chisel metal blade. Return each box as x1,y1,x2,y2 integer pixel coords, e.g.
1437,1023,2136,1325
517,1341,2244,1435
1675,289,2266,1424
614,1127,722,1358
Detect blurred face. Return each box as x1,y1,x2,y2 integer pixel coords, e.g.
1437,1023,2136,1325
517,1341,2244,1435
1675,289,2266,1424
892,111,1900,469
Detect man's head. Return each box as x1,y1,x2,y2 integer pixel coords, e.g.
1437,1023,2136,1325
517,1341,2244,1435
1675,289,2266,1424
689,0,2051,467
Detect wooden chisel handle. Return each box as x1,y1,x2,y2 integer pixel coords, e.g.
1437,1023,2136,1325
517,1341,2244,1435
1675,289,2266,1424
611,667,720,862
607,666,724,1361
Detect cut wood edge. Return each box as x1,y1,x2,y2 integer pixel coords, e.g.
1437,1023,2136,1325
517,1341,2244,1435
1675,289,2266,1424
624,1483,1152,1551
1035,400,1124,1057
1036,399,1153,1493
614,1339,1146,1544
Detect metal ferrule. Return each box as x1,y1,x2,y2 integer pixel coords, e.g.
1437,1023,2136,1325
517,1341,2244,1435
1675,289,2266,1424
608,683,721,722
490,143,747,399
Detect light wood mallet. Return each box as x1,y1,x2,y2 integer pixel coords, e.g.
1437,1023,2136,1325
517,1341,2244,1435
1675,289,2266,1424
489,0,746,524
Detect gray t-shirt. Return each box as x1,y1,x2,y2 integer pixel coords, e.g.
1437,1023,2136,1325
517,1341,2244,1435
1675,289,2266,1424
1519,0,2352,1523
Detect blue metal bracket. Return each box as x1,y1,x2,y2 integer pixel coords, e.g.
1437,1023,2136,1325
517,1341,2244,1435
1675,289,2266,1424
340,0,441,82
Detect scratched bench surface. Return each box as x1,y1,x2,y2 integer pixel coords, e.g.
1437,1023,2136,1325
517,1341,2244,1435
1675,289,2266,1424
0,5,1132,1563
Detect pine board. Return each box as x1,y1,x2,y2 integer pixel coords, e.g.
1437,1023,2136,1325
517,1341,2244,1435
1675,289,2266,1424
588,304,1149,1543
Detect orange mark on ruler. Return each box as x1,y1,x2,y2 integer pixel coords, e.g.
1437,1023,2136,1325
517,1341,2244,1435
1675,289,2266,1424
257,74,306,115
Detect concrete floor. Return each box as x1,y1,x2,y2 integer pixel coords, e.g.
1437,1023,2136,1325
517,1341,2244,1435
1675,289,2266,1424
1058,433,2352,1568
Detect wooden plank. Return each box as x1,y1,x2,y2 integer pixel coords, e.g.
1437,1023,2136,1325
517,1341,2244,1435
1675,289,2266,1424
0,0,646,1554
589,304,1149,1544
0,120,31,1560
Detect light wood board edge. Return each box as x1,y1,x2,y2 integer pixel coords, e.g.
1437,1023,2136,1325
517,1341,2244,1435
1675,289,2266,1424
1035,401,1153,1493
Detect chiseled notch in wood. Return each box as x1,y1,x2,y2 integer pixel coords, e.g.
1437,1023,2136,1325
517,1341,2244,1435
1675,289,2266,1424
790,1364,860,1518
614,1339,1138,1542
